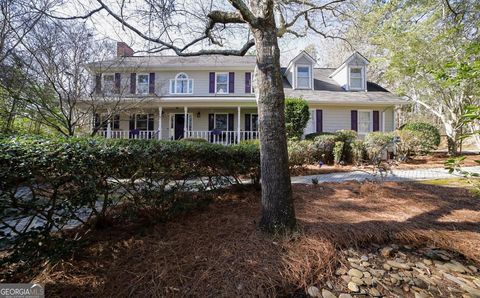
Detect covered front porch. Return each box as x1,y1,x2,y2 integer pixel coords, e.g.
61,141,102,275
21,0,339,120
96,105,260,145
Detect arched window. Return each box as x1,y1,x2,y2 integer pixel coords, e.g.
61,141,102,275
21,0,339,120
170,73,193,94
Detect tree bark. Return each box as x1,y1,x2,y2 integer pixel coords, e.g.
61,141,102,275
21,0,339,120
251,15,296,234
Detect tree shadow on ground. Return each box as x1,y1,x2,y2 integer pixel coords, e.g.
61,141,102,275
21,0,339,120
37,181,480,297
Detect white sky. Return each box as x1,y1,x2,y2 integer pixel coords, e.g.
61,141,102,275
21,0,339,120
52,0,348,67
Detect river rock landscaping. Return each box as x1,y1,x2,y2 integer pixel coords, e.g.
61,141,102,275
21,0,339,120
308,244,480,297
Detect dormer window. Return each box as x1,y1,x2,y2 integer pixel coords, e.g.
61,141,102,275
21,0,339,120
296,65,311,89
170,73,193,94
349,67,364,90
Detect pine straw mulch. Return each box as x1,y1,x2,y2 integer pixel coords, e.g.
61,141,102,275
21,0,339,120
30,181,480,297
290,153,480,176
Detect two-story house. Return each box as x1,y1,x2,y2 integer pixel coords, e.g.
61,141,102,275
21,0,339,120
86,42,404,144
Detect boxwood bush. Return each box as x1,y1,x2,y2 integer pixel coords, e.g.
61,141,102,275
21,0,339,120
0,135,260,271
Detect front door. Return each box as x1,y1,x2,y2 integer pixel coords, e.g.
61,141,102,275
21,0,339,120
174,114,185,140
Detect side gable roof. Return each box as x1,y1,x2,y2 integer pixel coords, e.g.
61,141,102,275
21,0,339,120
329,51,370,77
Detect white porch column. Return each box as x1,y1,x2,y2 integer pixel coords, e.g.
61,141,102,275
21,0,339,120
91,113,95,134
237,106,241,143
184,106,188,138
106,109,112,139
382,111,386,132
158,106,163,140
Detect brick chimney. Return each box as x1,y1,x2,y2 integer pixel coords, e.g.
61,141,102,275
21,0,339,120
117,42,134,57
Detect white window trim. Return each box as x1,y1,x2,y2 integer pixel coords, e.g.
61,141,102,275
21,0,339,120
357,109,373,135
215,72,229,94
169,73,194,94
133,113,154,131
249,113,259,131
136,73,150,95
214,113,230,130
348,66,365,91
295,64,312,90
169,113,193,137
102,73,115,94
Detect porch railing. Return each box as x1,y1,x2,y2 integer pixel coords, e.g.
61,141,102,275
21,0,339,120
185,130,259,145
97,130,259,144
98,130,157,140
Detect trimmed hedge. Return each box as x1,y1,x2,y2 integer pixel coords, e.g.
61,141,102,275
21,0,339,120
0,136,260,270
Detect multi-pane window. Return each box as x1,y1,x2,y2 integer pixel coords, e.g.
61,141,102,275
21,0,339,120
95,114,119,129
102,74,115,94
130,114,154,130
350,67,363,90
358,111,372,134
216,73,228,93
296,66,311,89
137,74,149,94
170,73,193,94
215,114,228,131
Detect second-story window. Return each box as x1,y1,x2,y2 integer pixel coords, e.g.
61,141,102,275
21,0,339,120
296,66,311,89
137,74,149,94
349,67,363,90
216,73,228,94
170,73,193,94
102,74,115,94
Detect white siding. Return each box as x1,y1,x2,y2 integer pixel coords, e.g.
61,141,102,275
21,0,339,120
110,70,254,97
308,105,396,134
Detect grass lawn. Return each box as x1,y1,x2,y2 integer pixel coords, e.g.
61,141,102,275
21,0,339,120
22,181,480,297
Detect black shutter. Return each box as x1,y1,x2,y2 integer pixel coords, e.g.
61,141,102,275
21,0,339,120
228,113,234,131
373,110,380,131
351,110,358,132
228,72,235,93
149,73,155,94
245,113,251,131
94,113,100,128
245,72,251,93
209,72,215,93
95,74,102,94
148,114,154,130
130,73,136,94
129,114,135,130
114,73,121,93
113,114,120,129
208,114,214,130
316,109,323,133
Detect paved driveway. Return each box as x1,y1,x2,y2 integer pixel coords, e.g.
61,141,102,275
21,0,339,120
291,166,480,184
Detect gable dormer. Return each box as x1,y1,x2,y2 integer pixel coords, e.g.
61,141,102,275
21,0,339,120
330,52,369,91
284,51,316,90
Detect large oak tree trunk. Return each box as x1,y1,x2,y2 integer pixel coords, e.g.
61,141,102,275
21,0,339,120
251,16,296,234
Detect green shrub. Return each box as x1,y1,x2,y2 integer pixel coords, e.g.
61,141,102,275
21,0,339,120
334,130,357,163
285,97,310,139
400,122,440,154
395,130,423,160
304,132,335,140
288,140,316,168
181,137,208,142
333,141,344,165
351,140,366,166
0,136,260,271
334,129,357,143
312,134,337,164
364,131,395,159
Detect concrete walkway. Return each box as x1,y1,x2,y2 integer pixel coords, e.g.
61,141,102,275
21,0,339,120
291,166,480,184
